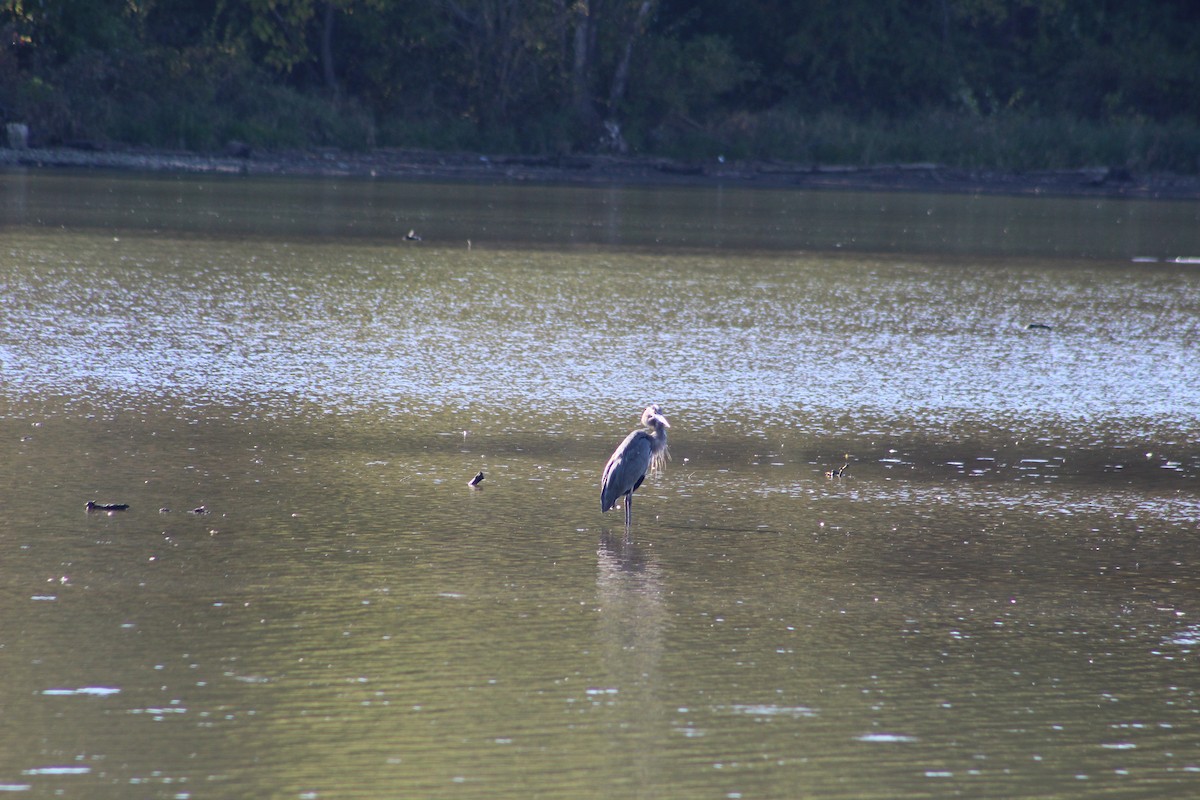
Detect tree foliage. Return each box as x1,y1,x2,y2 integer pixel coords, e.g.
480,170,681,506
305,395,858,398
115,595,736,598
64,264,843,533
1,0,1198,167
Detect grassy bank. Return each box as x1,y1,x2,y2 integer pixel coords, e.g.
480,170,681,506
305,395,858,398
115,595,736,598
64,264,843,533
695,110,1200,174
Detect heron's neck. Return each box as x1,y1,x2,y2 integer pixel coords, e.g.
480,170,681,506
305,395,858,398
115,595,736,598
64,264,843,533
648,425,669,473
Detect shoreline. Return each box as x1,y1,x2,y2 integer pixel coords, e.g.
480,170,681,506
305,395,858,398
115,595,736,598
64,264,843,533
3,144,1200,200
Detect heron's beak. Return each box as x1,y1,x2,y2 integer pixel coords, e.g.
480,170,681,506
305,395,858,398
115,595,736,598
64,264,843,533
655,414,671,428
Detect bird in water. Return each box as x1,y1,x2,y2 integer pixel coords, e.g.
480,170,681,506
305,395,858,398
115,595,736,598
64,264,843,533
826,454,850,478
600,404,671,530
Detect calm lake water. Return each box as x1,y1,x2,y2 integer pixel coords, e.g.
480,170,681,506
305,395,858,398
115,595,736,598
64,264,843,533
2,169,1199,798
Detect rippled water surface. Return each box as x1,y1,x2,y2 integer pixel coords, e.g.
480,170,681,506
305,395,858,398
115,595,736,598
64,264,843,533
1,170,1199,798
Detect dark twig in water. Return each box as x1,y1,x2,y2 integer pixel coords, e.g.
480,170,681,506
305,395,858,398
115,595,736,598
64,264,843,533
469,471,485,487
86,501,129,512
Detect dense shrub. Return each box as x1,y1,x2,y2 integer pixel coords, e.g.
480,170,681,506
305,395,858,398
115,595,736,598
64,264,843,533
1,0,1197,171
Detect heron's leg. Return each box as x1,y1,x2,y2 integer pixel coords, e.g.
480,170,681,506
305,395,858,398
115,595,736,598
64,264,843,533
624,493,632,529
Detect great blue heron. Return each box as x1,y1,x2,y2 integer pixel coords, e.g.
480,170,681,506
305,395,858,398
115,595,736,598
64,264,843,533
600,404,670,529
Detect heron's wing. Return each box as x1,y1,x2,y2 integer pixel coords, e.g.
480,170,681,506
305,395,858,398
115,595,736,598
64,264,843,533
600,430,652,512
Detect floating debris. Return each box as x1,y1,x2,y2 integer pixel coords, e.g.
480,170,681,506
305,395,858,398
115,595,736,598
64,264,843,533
21,766,91,776
856,732,918,743
405,229,422,241
1026,322,1053,330
42,686,121,697
468,471,485,487
190,506,209,515
86,501,129,513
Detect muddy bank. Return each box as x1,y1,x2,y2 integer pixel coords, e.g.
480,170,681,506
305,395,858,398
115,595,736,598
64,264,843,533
3,144,1199,200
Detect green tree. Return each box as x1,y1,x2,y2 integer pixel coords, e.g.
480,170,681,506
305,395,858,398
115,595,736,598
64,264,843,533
221,0,383,94
1,0,139,62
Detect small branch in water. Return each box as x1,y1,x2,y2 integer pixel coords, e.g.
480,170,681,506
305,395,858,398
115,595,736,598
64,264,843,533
86,501,129,513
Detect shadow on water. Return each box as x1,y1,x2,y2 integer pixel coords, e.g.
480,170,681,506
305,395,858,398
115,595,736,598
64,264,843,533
5,169,1200,259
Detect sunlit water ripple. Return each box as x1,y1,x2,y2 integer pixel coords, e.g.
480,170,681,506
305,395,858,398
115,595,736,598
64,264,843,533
4,234,1198,447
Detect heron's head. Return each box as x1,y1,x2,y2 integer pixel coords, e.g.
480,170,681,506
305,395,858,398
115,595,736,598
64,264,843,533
641,404,670,429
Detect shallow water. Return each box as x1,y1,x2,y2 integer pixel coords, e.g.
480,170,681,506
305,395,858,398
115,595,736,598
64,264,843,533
1,170,1199,798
